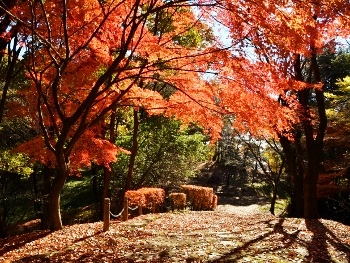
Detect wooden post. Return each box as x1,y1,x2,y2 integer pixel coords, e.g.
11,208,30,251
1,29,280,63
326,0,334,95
103,198,110,232
122,196,128,221
138,205,143,216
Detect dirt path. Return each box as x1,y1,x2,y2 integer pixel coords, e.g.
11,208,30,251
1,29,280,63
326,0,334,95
216,195,272,215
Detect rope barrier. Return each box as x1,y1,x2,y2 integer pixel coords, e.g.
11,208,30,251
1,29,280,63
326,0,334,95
109,205,140,218
128,206,139,211
110,208,124,219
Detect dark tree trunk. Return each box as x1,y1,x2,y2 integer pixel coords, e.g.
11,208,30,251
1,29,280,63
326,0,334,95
100,109,117,219
269,158,284,215
0,16,22,123
0,200,8,237
46,152,69,231
48,189,63,231
32,171,40,214
294,52,327,219
125,109,139,190
40,166,52,230
279,133,304,217
299,92,320,219
0,221,6,238
47,172,67,231
92,174,99,203
269,182,277,215
99,168,111,220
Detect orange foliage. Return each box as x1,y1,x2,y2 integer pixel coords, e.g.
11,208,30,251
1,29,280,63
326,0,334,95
169,193,187,210
12,136,56,167
138,188,165,208
10,0,350,173
13,128,130,172
125,188,165,209
10,0,223,171
198,0,350,139
180,185,216,211
125,190,146,207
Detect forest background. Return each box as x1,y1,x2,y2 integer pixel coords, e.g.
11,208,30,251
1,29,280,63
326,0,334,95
0,0,350,236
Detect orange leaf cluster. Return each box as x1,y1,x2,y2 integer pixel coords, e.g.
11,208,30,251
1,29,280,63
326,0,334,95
180,185,217,211
169,192,187,210
12,136,56,167
124,190,146,207
13,128,129,173
125,188,165,209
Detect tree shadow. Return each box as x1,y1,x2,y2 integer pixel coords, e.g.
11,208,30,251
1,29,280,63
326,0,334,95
217,195,271,206
0,230,50,257
216,217,350,262
305,219,350,262
215,217,303,262
4,230,102,262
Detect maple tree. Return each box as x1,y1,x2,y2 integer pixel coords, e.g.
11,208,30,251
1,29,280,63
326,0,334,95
1,0,221,231
197,0,350,218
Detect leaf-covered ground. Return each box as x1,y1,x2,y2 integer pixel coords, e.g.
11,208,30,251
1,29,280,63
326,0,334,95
1,206,350,263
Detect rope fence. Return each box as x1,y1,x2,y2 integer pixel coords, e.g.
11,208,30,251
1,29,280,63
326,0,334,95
109,208,124,218
103,197,144,231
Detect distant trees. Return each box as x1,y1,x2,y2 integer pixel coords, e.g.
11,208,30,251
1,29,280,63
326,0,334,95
116,115,211,187
107,113,211,212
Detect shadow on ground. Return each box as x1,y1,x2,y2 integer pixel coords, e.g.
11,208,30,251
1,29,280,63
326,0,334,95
217,195,271,206
0,230,50,257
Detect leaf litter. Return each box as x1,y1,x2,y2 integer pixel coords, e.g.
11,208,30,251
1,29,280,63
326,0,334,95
1,208,349,262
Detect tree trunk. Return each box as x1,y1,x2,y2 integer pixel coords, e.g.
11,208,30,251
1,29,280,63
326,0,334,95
100,109,117,219
269,182,277,215
0,201,8,237
92,174,99,203
0,14,22,124
47,157,69,231
302,112,321,219
303,173,319,218
279,134,304,217
125,109,139,190
40,166,52,230
291,169,304,217
32,170,40,215
302,128,320,218
0,219,6,238
269,158,284,215
294,52,327,219
100,168,111,220
48,186,63,231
